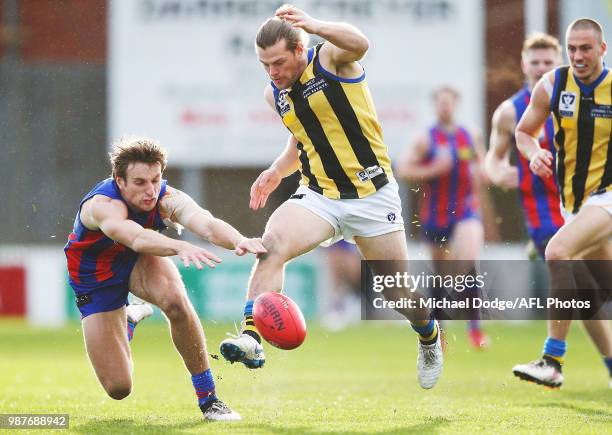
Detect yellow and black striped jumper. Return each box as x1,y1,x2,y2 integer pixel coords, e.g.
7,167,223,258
550,65,612,214
271,42,393,199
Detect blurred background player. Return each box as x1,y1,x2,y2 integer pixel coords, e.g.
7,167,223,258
220,4,444,390
397,86,490,349
513,19,612,388
64,137,266,420
486,32,612,388
486,33,564,258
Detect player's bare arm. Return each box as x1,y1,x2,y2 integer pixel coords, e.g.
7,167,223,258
516,73,554,178
485,100,519,189
82,194,220,269
396,133,453,182
159,187,266,256
276,4,368,77
249,86,301,211
469,127,490,189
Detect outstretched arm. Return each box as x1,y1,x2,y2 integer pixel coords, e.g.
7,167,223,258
249,85,301,211
485,100,519,189
159,187,267,256
470,127,490,189
250,134,299,210
515,74,554,178
81,195,220,269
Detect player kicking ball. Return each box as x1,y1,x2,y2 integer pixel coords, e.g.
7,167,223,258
64,137,266,420
220,5,443,390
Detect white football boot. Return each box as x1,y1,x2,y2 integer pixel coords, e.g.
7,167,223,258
200,399,242,421
126,301,154,324
220,333,266,369
417,321,444,389
512,357,563,388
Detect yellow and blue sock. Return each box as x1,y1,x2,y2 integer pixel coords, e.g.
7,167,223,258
411,319,438,345
543,337,566,365
242,300,261,344
127,319,136,342
604,357,612,377
192,369,217,407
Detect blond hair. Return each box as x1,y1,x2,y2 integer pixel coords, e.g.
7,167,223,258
522,32,562,56
109,136,167,180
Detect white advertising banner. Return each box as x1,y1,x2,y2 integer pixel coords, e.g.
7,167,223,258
109,0,484,166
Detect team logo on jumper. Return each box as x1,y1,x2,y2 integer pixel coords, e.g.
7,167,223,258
387,212,396,222
277,90,291,116
559,91,576,117
302,77,328,99
356,165,384,182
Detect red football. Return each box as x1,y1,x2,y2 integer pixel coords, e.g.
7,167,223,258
253,292,307,350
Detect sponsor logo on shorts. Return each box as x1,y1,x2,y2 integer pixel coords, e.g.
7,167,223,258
387,212,396,222
290,194,306,199
356,165,384,182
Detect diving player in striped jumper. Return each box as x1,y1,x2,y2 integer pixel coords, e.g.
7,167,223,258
220,4,444,389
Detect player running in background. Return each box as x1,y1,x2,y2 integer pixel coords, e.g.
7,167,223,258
487,32,612,388
64,137,266,420
486,34,564,258
397,86,489,349
513,19,612,388
220,4,444,390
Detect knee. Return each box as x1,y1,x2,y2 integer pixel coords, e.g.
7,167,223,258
545,240,572,261
158,293,191,322
261,231,290,263
103,381,132,400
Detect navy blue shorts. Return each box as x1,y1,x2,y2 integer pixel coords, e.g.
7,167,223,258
73,283,129,318
528,227,558,259
422,210,480,245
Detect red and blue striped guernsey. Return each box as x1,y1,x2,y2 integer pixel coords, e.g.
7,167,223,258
420,125,478,232
511,85,564,245
64,178,167,292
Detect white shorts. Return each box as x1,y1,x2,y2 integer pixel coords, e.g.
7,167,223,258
561,190,612,224
287,180,405,247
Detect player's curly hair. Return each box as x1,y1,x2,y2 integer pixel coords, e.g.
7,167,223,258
109,136,167,180
255,17,307,52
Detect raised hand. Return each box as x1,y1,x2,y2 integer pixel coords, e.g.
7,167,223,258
276,4,320,34
249,168,282,210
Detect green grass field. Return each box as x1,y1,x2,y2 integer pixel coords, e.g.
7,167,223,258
0,319,610,434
